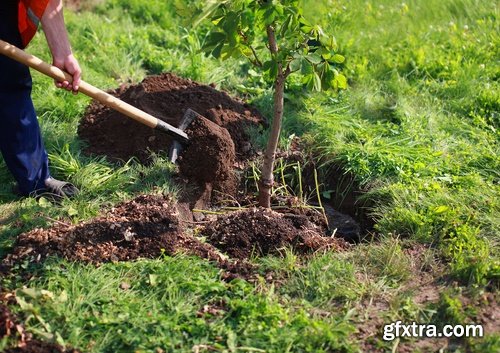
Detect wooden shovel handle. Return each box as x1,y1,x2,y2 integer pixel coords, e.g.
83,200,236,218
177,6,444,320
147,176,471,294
0,39,188,140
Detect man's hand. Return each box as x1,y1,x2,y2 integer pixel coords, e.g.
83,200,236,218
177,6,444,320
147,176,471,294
41,0,81,94
53,54,81,94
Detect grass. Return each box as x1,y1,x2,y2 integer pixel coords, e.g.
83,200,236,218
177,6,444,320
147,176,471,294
299,0,499,288
5,256,356,352
0,0,498,351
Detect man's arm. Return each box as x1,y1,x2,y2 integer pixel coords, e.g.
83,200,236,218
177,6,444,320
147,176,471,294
41,0,81,93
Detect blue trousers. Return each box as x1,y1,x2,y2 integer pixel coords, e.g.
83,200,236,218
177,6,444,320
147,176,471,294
0,2,50,195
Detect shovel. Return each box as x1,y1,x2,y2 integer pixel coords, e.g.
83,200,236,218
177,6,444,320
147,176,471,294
0,39,196,162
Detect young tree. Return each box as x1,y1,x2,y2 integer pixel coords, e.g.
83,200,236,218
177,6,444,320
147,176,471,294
195,0,346,207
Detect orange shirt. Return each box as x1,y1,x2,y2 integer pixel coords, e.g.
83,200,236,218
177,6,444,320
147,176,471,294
18,0,50,47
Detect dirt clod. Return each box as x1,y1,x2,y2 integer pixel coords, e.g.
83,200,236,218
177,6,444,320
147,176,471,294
3,195,185,265
178,116,237,198
203,208,348,259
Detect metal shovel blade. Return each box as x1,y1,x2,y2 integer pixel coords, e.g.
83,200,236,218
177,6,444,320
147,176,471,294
168,109,201,163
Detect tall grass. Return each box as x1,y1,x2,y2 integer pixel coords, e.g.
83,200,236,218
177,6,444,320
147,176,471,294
300,0,499,286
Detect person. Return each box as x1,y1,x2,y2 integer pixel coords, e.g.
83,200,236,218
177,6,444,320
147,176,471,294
0,0,81,199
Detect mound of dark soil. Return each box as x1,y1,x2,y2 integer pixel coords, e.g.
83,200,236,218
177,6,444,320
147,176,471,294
178,116,237,197
2,195,255,280
78,73,263,164
4,195,189,265
203,208,348,259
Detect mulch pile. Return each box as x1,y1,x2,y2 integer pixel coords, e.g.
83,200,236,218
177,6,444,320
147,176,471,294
203,208,348,259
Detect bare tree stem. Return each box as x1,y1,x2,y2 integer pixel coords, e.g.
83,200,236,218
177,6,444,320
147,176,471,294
259,25,285,208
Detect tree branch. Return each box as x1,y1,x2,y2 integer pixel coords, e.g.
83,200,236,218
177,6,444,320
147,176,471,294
249,45,263,67
284,63,292,78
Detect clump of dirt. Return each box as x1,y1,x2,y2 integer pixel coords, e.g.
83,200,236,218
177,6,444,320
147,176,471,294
203,208,348,259
178,116,237,199
3,195,184,265
78,73,263,164
3,196,350,280
2,195,256,280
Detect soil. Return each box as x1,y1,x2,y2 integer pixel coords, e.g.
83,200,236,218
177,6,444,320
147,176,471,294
78,72,263,208
203,208,348,259
78,73,263,164
177,116,238,202
1,195,255,280
2,195,349,280
3,195,185,265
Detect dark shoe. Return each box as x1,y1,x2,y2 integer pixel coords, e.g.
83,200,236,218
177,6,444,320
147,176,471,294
43,177,79,199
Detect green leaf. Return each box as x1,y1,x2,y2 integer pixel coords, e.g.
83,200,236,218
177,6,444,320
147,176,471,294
335,73,347,89
320,34,337,50
434,205,450,214
323,68,335,90
316,47,331,60
299,15,313,34
331,54,345,64
262,60,274,71
289,57,302,72
212,43,224,58
280,14,293,37
301,60,313,75
306,52,322,65
264,7,276,25
222,11,240,35
274,3,284,16
313,71,322,91
204,32,226,50
303,73,314,90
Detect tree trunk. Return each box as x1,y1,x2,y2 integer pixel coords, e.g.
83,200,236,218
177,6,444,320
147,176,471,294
259,25,285,208
259,72,285,208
